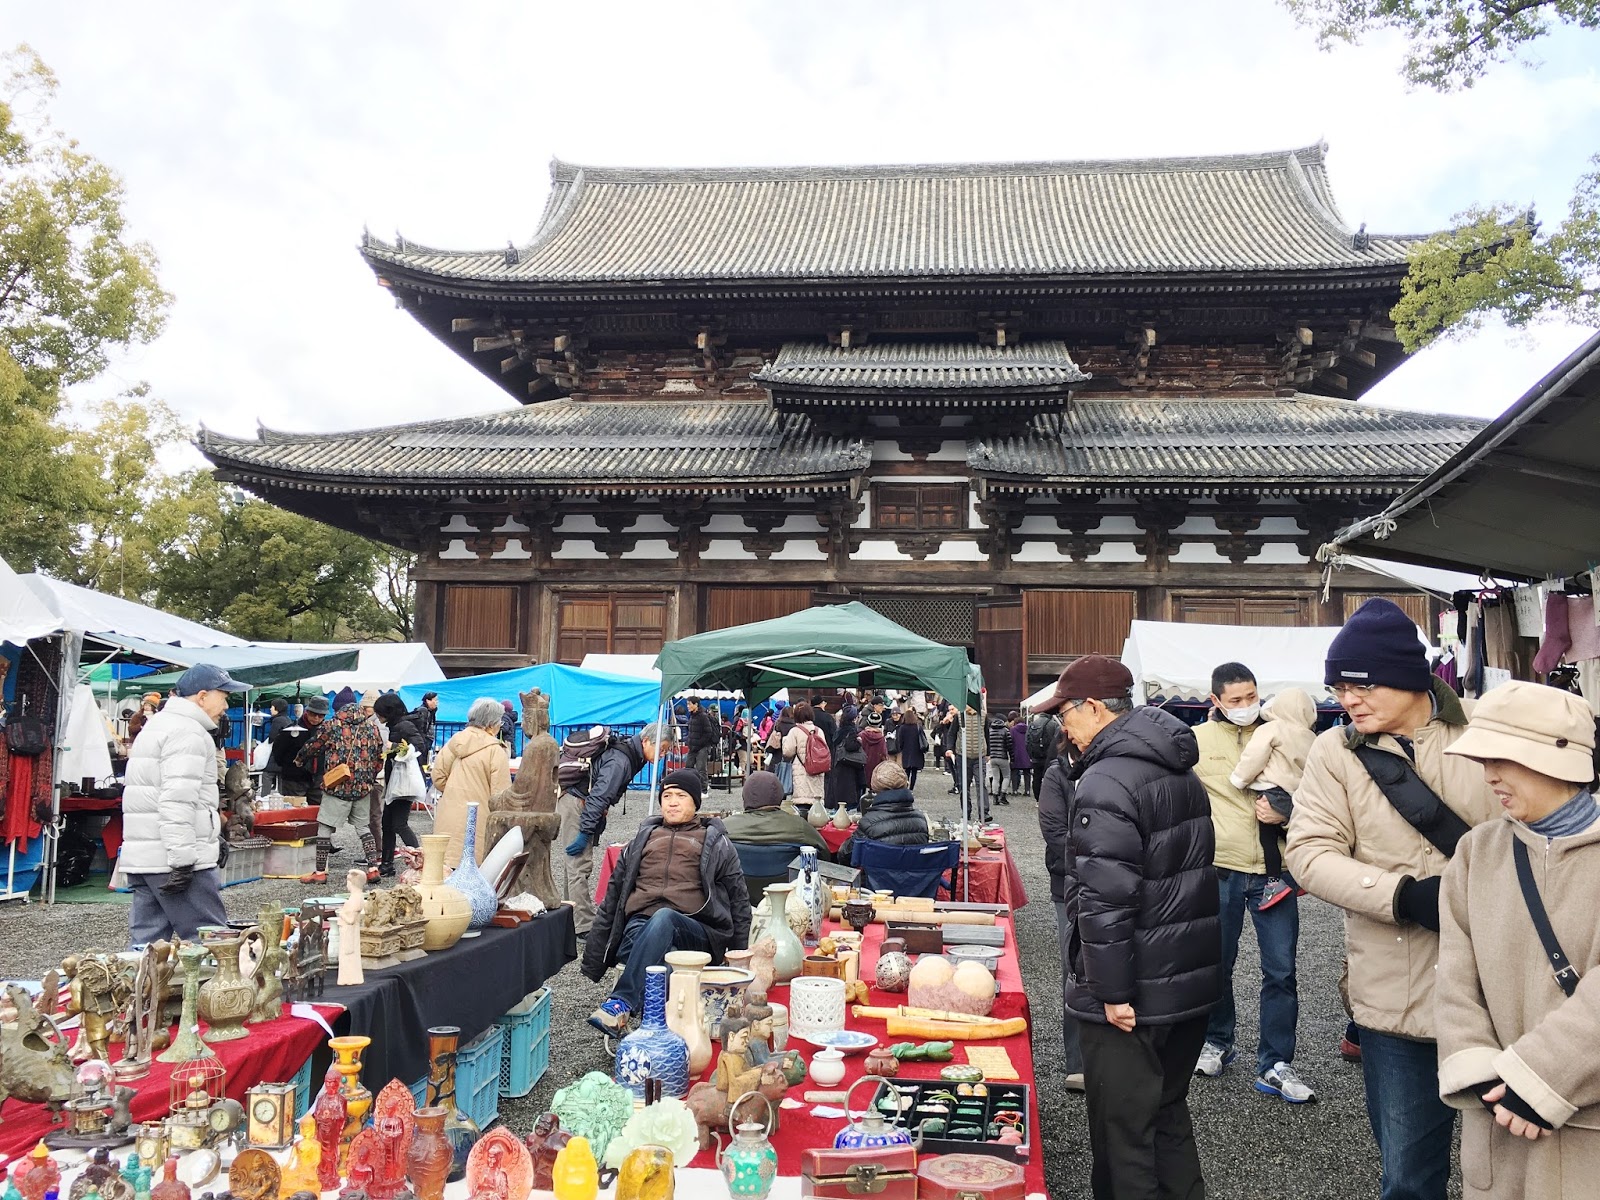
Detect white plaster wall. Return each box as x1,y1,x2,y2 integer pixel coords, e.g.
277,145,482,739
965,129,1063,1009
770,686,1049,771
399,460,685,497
928,540,987,562
1252,543,1311,564
440,515,476,535
624,515,676,534
1012,542,1075,563
1086,542,1145,563
1174,516,1223,536
777,514,826,533
553,514,603,535
870,440,967,462
705,515,752,534
770,539,828,561
701,540,758,561
491,515,530,533
550,539,606,560
438,539,476,560
489,540,532,561
852,540,913,562
1169,542,1230,564
620,539,677,559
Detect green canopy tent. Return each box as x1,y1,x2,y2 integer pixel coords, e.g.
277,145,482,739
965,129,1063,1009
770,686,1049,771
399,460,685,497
79,633,360,692
654,603,986,884
655,602,981,708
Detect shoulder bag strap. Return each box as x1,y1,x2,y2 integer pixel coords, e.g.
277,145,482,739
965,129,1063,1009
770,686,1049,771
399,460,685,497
1512,837,1580,998
1351,743,1472,858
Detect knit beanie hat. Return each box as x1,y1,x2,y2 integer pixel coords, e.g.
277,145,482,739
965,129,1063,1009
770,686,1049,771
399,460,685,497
742,772,785,811
333,686,358,711
1325,598,1431,693
661,768,704,809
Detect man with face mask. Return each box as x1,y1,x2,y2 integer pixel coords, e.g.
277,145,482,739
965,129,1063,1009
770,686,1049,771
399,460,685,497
1191,662,1314,1104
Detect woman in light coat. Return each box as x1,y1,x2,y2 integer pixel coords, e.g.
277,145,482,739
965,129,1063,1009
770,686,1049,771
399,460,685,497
781,700,827,805
1436,680,1600,1199
430,697,512,868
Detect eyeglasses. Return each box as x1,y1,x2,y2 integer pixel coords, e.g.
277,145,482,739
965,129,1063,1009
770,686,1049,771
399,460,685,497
1328,683,1379,698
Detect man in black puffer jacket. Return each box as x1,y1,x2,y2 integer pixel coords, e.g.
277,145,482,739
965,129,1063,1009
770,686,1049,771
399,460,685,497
1041,655,1220,1200
841,762,930,863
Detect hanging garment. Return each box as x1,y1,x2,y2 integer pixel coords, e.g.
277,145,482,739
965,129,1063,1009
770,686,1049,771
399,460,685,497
1566,595,1600,662
1,749,41,851
1578,660,1600,717
1534,591,1573,676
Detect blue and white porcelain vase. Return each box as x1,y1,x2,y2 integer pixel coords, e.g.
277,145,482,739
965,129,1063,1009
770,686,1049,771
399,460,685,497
614,965,690,1101
445,803,498,929
796,846,827,944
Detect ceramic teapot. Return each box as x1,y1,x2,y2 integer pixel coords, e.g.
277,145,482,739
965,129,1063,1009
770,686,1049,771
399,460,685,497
717,1091,778,1199
832,1075,918,1151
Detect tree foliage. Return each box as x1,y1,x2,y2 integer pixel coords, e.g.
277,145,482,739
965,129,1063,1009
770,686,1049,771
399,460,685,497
1285,0,1600,90
1284,2,1600,347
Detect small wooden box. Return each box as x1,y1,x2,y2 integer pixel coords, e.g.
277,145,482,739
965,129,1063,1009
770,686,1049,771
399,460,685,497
801,1145,918,1199
918,1154,1026,1199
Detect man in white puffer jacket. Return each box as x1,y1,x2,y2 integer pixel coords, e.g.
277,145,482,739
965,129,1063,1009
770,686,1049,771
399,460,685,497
122,664,241,944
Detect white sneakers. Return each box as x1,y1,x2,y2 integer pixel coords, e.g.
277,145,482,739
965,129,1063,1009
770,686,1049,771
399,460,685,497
1255,1061,1317,1104
1194,1042,1236,1077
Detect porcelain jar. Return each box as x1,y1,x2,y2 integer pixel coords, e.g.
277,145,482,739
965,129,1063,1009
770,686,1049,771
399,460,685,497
834,1076,916,1151
716,1092,778,1199
614,966,690,1101
767,1002,789,1053
760,883,805,983
794,847,827,944
808,1048,846,1088
787,977,846,1039
663,949,714,1077
445,803,498,929
196,937,254,1043
698,966,754,1042
416,834,472,951
874,943,912,993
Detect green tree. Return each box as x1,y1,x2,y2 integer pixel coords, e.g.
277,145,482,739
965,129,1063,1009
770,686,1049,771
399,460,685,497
1285,2,1600,349
0,43,170,569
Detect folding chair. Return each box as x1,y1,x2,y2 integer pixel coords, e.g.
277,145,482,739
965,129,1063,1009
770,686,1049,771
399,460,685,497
731,841,806,906
852,839,962,900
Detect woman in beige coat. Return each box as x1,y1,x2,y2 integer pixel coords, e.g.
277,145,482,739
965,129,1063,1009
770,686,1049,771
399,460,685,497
430,697,512,868
782,700,828,805
1436,680,1600,1199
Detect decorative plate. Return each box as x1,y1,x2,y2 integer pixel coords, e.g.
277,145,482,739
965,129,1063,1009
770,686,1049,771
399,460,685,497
800,1029,877,1054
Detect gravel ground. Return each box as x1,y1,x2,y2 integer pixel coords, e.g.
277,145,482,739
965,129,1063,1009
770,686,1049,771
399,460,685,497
0,769,1460,1198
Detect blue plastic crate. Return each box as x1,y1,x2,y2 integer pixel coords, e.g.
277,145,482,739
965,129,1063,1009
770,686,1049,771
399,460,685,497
496,989,552,1098
410,1025,503,1130
291,1055,315,1119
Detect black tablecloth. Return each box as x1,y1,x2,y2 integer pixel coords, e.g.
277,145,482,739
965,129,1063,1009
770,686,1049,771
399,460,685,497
315,908,577,1088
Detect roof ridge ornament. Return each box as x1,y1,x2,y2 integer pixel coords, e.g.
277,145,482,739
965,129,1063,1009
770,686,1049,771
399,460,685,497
504,241,520,266
1352,222,1370,252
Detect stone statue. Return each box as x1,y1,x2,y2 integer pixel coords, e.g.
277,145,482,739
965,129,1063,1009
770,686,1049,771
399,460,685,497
222,762,256,841
250,906,287,1024
338,870,367,986
485,688,561,907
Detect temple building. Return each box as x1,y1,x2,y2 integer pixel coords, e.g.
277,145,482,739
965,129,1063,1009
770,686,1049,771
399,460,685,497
200,144,1483,703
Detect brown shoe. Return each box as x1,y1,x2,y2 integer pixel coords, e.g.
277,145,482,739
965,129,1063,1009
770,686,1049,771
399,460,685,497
299,870,328,885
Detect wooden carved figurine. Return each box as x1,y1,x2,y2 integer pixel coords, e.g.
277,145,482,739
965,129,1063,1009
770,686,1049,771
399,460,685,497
526,1113,570,1192
485,688,561,906
338,869,367,986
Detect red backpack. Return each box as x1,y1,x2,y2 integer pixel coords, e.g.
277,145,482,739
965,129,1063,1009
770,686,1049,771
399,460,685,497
803,725,833,775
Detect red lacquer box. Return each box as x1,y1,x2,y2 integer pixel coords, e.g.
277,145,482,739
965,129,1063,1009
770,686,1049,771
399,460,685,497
917,1153,1028,1200
800,1145,919,1199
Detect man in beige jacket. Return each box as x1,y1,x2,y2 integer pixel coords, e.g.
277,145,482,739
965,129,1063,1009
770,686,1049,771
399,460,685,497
1287,598,1498,1200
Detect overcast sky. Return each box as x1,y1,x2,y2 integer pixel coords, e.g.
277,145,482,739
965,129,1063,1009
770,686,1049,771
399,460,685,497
15,1,1600,458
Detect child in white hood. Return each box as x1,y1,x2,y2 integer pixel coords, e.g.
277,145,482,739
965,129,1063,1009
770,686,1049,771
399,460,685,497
1229,686,1318,904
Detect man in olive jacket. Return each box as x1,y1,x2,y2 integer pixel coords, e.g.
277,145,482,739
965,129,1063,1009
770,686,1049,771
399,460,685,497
1287,598,1497,1200
1045,655,1220,1200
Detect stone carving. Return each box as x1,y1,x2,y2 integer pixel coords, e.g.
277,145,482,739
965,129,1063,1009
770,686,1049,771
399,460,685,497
0,982,76,1114
249,906,287,1024
338,870,367,986
485,688,561,908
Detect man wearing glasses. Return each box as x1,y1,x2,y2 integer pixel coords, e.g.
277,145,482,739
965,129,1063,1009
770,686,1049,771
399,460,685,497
1287,599,1496,1200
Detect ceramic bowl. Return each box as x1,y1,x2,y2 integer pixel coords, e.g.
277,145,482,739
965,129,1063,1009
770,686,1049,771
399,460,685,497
800,1029,876,1054
945,944,1003,971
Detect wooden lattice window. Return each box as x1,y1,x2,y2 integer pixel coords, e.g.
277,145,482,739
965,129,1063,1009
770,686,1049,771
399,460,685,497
874,483,965,531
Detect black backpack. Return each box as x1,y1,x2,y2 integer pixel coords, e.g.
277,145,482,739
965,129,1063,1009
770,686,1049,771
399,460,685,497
558,725,615,793
1026,714,1058,762
6,699,46,756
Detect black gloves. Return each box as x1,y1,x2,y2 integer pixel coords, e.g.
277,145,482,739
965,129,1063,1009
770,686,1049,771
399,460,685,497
1479,1081,1555,1130
1393,874,1442,931
160,864,195,895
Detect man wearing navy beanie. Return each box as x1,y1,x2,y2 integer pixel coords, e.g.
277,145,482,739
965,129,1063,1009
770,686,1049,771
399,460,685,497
1287,598,1496,1200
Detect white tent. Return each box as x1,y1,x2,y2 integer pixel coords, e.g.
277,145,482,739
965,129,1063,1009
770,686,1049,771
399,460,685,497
1118,621,1347,705
248,641,445,694
24,573,243,648
580,653,660,680
0,557,66,646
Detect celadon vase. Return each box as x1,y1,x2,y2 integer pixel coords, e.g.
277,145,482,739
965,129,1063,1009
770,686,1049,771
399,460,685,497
445,804,498,929
762,883,805,983
663,950,714,1077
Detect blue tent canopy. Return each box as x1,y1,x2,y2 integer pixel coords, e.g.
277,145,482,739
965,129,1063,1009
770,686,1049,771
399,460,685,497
396,663,660,729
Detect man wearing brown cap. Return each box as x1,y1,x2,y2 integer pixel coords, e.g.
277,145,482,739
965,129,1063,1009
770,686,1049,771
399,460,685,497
1042,654,1220,1200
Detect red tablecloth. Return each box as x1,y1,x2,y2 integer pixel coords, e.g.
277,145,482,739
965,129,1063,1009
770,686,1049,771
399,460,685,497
595,842,625,903
685,918,1044,1192
0,1004,339,1161
817,823,854,857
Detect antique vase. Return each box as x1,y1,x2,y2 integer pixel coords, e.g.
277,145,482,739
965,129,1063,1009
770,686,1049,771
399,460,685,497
328,1035,373,1168
794,847,827,945
614,966,690,1101
662,949,714,1076
445,804,499,929
698,966,754,1041
416,834,472,951
196,937,254,1043
760,883,805,983
405,1107,452,1200
424,1025,482,1182
716,1092,778,1199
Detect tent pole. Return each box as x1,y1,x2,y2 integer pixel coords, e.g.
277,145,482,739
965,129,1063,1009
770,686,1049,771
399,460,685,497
647,701,666,817
959,713,970,901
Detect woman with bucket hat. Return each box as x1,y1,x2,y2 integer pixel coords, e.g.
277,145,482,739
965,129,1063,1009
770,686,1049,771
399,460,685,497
1435,680,1600,1199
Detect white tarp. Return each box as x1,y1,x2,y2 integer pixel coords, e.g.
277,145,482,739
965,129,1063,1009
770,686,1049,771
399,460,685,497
0,556,65,646
57,684,116,786
580,653,660,680
23,573,243,648
1119,621,1346,704
248,641,446,693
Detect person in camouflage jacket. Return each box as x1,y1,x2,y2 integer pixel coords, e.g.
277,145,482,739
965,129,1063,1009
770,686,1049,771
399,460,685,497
295,700,385,883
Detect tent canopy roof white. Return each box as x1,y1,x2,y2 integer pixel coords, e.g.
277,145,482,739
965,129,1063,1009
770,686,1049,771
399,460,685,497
246,642,445,695
24,573,243,648
0,556,66,646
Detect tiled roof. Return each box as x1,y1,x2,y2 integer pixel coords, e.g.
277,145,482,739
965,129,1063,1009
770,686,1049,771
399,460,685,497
202,394,1483,497
754,341,1088,396
198,399,868,492
976,397,1485,491
361,144,1419,286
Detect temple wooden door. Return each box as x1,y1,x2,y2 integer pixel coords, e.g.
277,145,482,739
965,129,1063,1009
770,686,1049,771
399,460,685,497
975,598,1023,711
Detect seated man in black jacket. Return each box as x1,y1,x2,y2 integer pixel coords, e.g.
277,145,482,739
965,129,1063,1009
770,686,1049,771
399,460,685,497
560,722,665,937
581,769,750,1035
842,761,929,864
1042,655,1221,1200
